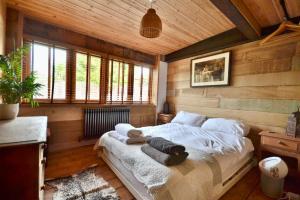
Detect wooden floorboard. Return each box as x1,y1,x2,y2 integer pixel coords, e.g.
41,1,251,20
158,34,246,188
45,145,134,200
45,145,300,200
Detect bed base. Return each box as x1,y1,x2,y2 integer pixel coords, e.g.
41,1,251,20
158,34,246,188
99,150,256,200
100,151,152,200
214,158,257,199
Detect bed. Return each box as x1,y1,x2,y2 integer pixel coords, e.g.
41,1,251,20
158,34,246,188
95,117,256,200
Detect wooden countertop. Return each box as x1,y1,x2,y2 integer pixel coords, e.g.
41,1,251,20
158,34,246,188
0,116,48,147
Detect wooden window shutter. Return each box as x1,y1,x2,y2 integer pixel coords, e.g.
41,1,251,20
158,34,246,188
100,56,108,104
66,49,73,103
71,50,76,103
127,63,134,102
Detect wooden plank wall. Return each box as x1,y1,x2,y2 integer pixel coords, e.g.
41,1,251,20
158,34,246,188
167,32,300,135
23,17,156,65
0,0,6,55
19,104,156,152
5,7,23,54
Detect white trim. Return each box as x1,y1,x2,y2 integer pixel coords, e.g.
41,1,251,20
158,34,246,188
156,61,168,113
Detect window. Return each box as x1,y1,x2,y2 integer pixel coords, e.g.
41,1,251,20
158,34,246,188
29,42,68,102
106,62,151,103
89,56,101,100
75,53,87,100
53,48,67,99
74,52,101,102
133,65,151,103
142,67,150,102
31,43,49,99
25,40,152,104
133,66,141,102
107,60,129,102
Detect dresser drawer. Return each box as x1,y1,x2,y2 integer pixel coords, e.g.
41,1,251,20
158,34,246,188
261,136,299,152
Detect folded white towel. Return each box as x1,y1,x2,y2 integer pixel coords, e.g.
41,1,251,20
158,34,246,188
115,123,143,138
108,131,146,144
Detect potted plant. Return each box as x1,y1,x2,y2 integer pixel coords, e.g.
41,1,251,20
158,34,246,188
0,46,42,120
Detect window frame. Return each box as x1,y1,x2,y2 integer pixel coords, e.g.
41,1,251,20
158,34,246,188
106,59,131,104
24,40,70,103
23,39,153,105
132,65,152,104
72,51,103,104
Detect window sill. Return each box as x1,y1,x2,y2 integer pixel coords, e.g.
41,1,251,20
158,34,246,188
20,102,155,108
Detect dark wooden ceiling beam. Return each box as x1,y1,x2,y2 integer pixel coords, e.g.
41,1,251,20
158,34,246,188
165,28,248,62
261,16,300,36
210,0,261,40
165,15,300,63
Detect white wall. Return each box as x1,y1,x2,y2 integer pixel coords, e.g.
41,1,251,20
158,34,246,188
156,61,168,113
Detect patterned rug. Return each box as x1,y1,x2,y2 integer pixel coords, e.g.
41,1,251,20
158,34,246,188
46,165,120,200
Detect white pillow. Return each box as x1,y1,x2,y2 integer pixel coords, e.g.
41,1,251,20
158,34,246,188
201,118,250,136
171,111,207,126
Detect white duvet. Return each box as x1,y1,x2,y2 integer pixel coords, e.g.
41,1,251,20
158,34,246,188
96,123,254,200
139,123,250,154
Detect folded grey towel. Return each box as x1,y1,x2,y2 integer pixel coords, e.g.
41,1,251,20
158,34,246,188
146,137,185,155
141,144,188,166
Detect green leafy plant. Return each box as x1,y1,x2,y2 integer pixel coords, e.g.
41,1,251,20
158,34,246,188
0,46,43,107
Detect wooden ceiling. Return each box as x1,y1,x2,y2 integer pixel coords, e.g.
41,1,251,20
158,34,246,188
243,0,300,27
7,0,234,55
6,0,300,56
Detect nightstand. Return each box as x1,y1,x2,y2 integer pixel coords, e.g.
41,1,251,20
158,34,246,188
259,131,300,172
157,113,174,124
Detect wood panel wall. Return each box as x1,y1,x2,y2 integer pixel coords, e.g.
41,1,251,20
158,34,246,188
5,7,23,54
0,0,6,55
19,104,156,152
23,17,156,65
167,32,300,135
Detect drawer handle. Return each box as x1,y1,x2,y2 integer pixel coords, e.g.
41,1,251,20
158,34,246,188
41,158,47,165
277,141,287,146
41,143,47,149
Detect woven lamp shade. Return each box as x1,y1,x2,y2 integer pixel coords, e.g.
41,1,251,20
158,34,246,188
140,8,162,38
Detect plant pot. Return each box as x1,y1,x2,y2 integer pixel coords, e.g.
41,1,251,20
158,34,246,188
0,103,19,120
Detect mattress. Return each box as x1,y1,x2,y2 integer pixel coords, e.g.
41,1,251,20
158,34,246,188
102,140,253,183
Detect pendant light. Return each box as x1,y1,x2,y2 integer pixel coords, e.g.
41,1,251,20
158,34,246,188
140,0,162,38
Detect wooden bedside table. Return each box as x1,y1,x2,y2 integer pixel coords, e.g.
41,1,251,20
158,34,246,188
157,113,174,124
259,131,300,172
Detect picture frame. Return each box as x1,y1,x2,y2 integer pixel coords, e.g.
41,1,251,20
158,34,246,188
190,51,231,87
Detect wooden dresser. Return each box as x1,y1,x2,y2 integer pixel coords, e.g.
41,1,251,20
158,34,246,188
0,117,48,200
259,131,300,172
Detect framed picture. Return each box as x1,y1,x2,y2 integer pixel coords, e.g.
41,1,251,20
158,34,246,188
190,52,230,87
